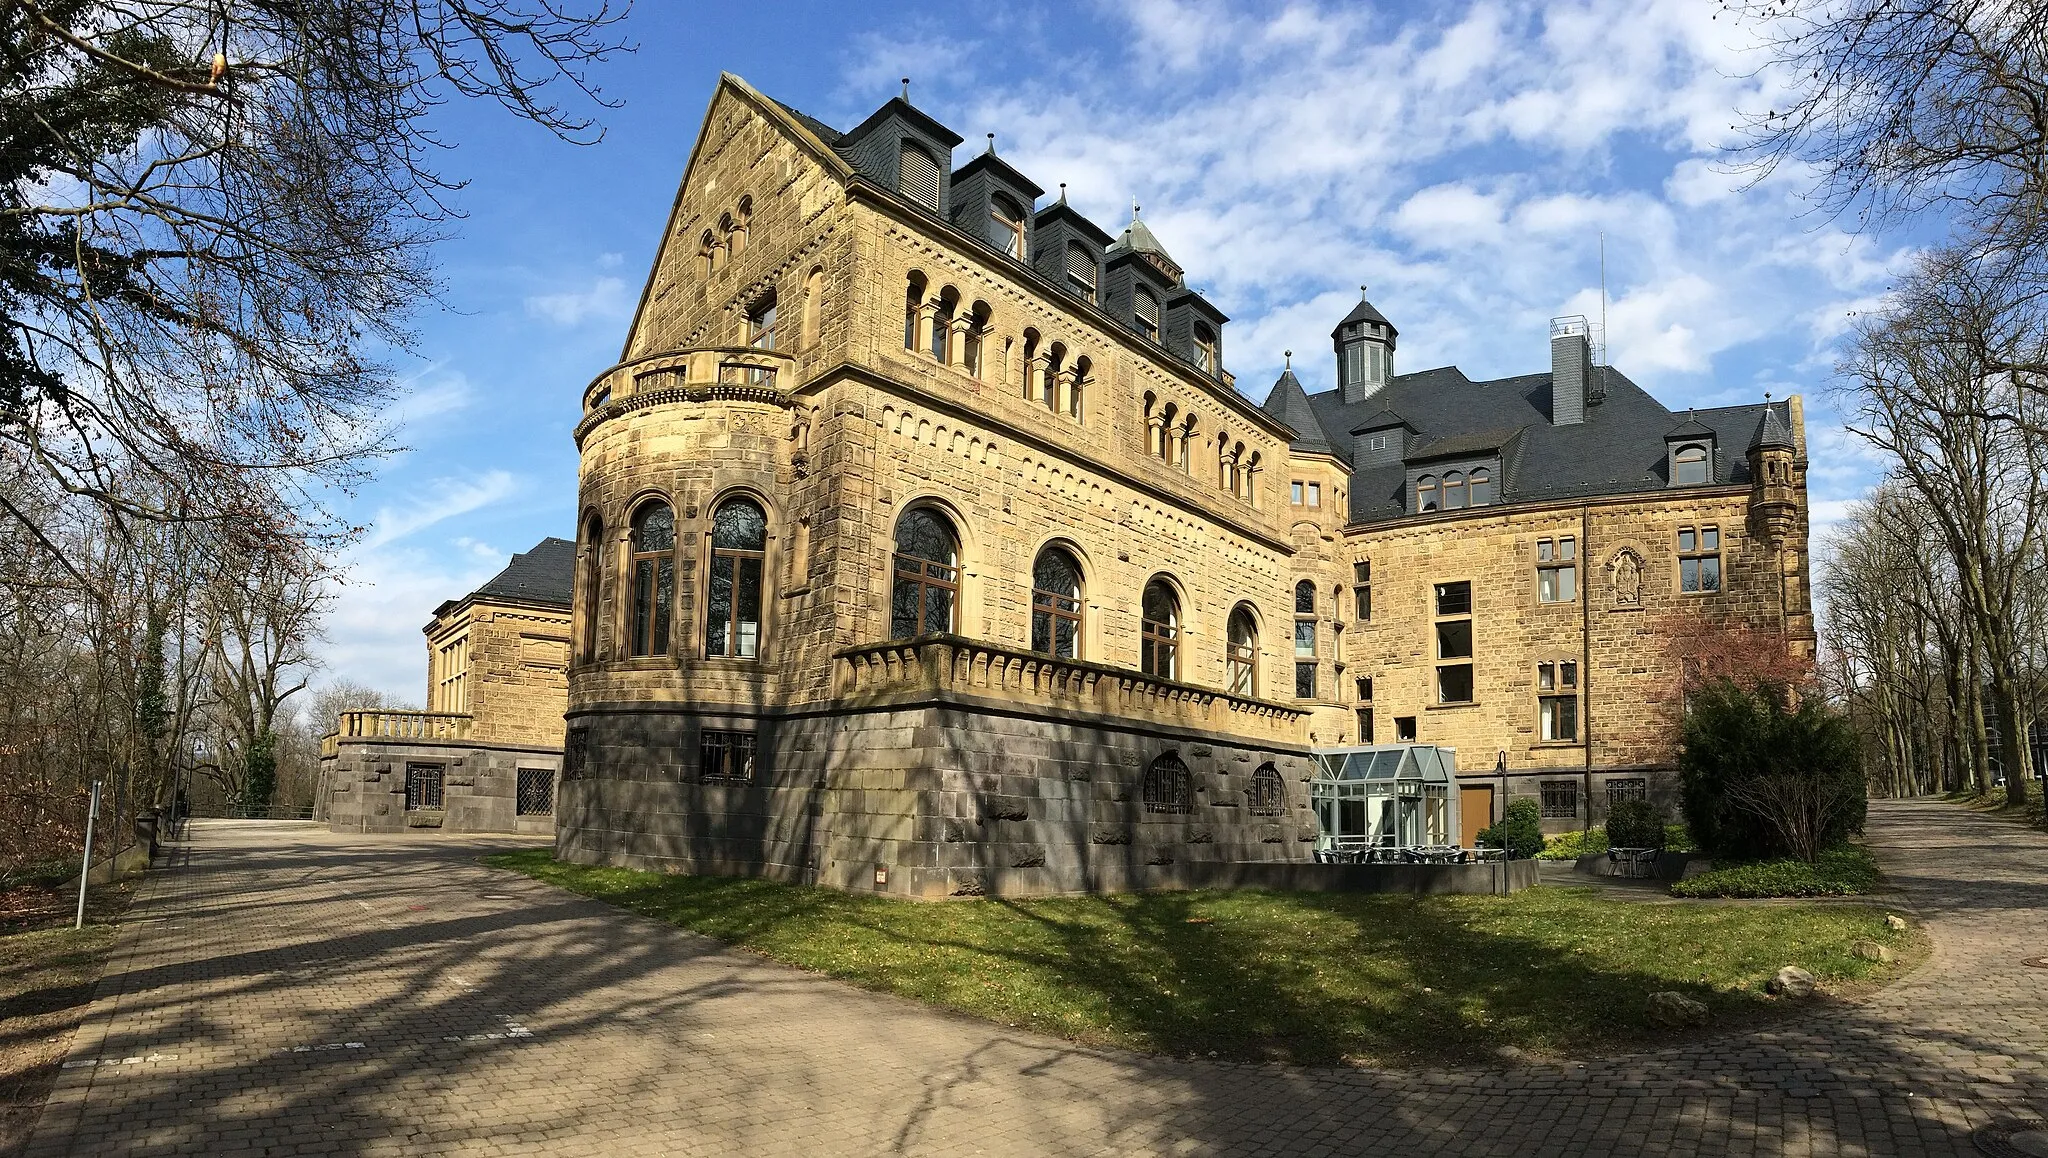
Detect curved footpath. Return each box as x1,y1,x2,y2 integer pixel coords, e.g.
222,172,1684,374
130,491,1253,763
21,801,2047,1157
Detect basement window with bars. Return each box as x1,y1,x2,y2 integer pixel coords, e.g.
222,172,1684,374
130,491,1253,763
1606,777,1648,806
1540,780,1579,820
516,768,554,816
405,763,444,811
701,729,758,784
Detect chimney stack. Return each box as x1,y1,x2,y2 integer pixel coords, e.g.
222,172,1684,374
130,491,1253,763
1550,316,1590,426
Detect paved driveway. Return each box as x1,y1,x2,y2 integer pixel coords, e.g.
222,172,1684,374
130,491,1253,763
20,801,2048,1156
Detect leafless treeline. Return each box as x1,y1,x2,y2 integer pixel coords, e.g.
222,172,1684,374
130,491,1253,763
1731,0,2048,810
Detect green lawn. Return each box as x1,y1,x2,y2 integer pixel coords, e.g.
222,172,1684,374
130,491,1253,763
487,850,1923,1066
1670,844,1885,898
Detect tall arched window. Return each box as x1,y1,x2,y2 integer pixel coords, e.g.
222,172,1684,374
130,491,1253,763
700,230,720,277
989,194,1026,259
1140,579,1180,680
732,196,752,254
1416,474,1438,512
899,142,941,209
706,497,767,658
578,513,603,663
1021,330,1040,400
1143,752,1194,814
931,288,957,362
1227,605,1258,695
1248,763,1284,816
1469,467,1492,506
904,273,925,350
964,302,990,379
1043,343,1065,410
891,507,960,639
1674,444,1709,485
1030,546,1083,659
1069,356,1089,419
629,501,675,657
1442,470,1467,510
1194,324,1218,375
1158,403,1178,462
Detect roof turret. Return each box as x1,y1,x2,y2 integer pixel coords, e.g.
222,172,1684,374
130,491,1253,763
1106,202,1183,284
1749,403,1795,451
1262,356,1341,458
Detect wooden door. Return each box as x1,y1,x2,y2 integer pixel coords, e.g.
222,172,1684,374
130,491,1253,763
1459,784,1494,848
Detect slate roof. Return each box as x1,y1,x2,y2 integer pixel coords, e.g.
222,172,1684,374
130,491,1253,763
1259,368,1338,456
1333,295,1397,338
1297,365,1793,526
1751,405,1795,450
468,538,575,609
772,99,842,147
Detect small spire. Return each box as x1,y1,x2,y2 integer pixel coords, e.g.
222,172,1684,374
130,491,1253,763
1132,198,1141,221
986,132,995,154
1284,349,1293,368
1058,182,1067,203
1361,284,1369,295
1764,390,1773,403
900,77,910,100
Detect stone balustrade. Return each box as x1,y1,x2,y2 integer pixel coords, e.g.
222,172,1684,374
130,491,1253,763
577,346,800,430
834,634,1310,746
326,709,475,749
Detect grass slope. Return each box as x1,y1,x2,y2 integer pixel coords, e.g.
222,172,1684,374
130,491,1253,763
489,851,1920,1067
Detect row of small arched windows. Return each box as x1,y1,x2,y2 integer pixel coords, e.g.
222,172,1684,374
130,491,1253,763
698,196,753,277
1415,468,1493,513
1142,393,1261,504
889,506,1271,695
904,273,1090,420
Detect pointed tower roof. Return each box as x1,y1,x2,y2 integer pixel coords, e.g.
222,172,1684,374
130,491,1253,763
1749,403,1795,451
1332,287,1397,339
1106,202,1183,284
1262,362,1339,457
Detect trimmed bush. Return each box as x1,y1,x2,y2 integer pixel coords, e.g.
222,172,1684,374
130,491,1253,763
1680,679,1866,861
1605,800,1666,851
1537,827,1607,860
1476,798,1545,860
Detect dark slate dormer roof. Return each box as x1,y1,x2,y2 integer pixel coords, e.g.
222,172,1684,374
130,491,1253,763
1033,196,1115,246
951,150,1045,200
1333,295,1398,339
1350,408,1414,435
1664,413,1718,442
838,95,964,151
1406,426,1523,464
1262,369,1342,458
1303,362,1785,525
1107,213,1184,284
470,537,575,609
1750,403,1795,450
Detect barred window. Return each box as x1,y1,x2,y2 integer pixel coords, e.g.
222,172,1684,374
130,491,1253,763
1142,753,1194,814
516,768,554,816
405,763,444,811
1248,763,1284,816
701,729,757,783
1539,780,1578,819
1607,777,1648,805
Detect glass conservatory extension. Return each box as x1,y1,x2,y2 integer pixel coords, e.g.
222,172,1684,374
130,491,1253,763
1309,745,1460,858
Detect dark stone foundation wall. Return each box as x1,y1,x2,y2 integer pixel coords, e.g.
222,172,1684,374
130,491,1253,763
320,741,561,835
555,702,1320,899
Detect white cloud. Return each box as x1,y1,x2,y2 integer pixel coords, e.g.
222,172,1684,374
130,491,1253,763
524,276,629,326
363,470,520,549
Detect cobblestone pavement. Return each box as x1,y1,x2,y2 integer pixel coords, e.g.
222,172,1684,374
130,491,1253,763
20,801,2047,1157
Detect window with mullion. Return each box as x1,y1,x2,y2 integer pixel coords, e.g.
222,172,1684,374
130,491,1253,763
1433,580,1474,704
1678,525,1723,593
1536,536,1578,603
629,503,676,658
889,508,959,639
1140,580,1179,680
1030,547,1084,659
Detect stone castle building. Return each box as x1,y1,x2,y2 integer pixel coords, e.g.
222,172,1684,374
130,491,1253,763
317,539,573,834
555,74,1813,896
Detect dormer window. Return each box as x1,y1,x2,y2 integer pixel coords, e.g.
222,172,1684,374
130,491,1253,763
1674,443,1710,485
899,142,941,210
1135,288,1160,342
1066,241,1096,301
1194,324,1218,374
989,195,1026,259
1416,475,1437,512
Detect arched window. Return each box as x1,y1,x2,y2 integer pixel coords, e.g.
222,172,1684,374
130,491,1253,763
1140,579,1180,680
1142,752,1194,814
890,507,959,639
1134,288,1160,342
1416,475,1438,512
1066,240,1096,301
578,513,603,663
1248,762,1284,816
1158,403,1178,461
904,273,925,350
1442,469,1467,510
1469,467,1492,506
1178,416,1196,470
1044,343,1066,411
899,142,941,209
700,230,720,277
1246,451,1261,507
1068,356,1090,420
989,194,1026,259
1227,605,1258,695
1030,545,1083,659
1142,392,1161,456
1674,444,1709,485
1022,330,1040,400
732,196,752,254
1194,324,1217,375
964,302,990,379
931,288,957,362
706,497,767,658
629,501,675,657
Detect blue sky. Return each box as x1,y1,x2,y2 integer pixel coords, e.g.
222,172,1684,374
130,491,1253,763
316,0,1917,705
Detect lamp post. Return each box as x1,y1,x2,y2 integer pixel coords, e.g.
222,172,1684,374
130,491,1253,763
1495,750,1509,896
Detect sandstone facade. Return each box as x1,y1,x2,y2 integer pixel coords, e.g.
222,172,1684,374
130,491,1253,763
555,74,1813,894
